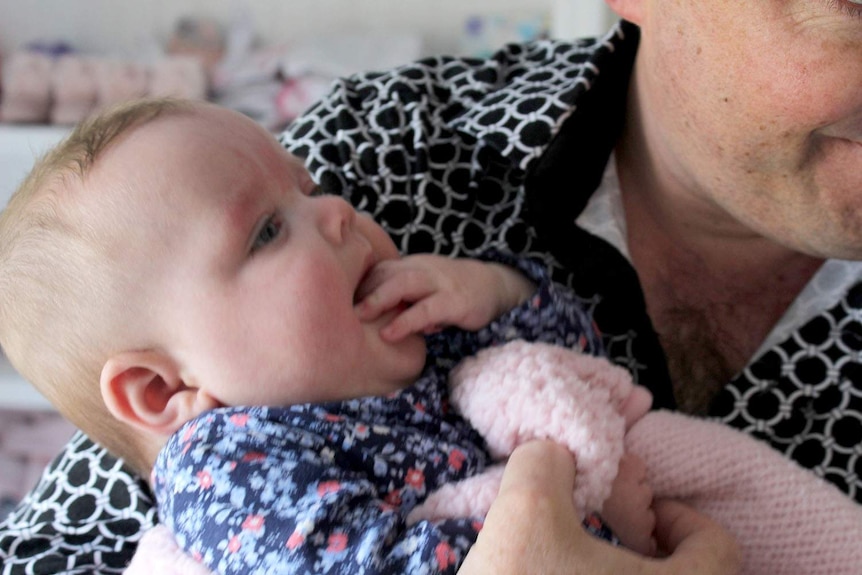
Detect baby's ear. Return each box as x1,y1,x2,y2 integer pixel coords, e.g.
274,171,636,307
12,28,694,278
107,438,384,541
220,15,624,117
100,351,220,435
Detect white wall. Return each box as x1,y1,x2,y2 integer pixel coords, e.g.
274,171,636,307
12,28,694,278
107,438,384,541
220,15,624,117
0,0,615,57
551,0,617,40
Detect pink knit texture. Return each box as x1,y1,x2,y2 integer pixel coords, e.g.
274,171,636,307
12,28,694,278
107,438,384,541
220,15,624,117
627,410,862,575
410,340,636,522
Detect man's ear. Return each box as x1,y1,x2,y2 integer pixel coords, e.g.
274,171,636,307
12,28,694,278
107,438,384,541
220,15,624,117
100,351,221,435
604,0,644,25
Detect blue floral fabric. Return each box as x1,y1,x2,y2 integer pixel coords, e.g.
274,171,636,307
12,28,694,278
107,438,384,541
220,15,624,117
153,256,605,575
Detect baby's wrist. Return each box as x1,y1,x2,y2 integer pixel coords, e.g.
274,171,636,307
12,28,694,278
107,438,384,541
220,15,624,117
487,262,537,313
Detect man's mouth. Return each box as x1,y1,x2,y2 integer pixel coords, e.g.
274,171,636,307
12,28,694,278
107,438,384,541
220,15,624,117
821,119,862,149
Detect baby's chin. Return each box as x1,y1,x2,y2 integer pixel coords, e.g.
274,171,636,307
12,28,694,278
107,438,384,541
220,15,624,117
359,310,427,388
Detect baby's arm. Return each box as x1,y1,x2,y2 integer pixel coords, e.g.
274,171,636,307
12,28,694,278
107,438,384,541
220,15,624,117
154,408,480,575
355,254,535,341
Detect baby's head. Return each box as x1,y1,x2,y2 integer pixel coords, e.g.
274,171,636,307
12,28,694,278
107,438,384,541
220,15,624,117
0,99,196,474
0,98,425,475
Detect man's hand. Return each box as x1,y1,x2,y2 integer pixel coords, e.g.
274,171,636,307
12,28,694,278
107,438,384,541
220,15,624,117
458,441,741,575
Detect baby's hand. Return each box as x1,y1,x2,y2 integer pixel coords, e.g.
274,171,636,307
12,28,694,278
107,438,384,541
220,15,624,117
601,452,657,556
355,255,535,341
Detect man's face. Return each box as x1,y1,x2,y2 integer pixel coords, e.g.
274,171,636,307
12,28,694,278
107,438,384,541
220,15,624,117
626,0,862,258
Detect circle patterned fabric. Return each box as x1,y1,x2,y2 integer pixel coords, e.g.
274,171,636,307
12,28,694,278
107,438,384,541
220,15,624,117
0,432,156,574
713,285,862,501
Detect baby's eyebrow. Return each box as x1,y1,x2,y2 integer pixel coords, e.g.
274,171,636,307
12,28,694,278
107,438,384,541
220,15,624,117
223,188,258,232
215,185,262,259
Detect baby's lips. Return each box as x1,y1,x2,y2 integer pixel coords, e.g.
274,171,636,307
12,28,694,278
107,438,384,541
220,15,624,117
353,266,376,305
648,534,658,557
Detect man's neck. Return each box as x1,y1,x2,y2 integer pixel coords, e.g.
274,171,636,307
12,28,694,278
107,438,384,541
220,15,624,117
614,124,823,413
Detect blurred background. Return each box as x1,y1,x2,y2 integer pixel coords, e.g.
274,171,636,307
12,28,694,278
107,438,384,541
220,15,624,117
0,0,614,56
0,0,616,129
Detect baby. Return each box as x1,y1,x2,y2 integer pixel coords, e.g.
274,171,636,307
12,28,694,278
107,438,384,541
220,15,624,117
0,98,654,575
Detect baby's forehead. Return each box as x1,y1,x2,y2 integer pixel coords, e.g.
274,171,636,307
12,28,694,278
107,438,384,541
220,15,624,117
81,106,308,227
117,107,272,169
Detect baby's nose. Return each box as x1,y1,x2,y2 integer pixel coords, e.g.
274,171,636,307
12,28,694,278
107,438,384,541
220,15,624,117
318,196,356,244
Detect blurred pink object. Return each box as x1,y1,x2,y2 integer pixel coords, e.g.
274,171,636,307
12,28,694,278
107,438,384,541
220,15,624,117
0,410,75,505
94,59,149,111
0,51,53,123
148,56,208,100
50,55,98,125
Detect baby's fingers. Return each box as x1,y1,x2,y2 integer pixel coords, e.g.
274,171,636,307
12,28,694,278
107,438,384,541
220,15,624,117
356,267,433,320
380,294,449,341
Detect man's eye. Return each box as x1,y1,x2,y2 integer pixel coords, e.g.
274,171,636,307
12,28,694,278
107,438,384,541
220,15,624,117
251,216,282,252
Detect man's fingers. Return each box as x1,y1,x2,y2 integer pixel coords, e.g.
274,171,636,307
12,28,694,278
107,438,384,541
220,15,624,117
654,499,741,573
460,441,583,575
462,446,741,575
497,440,576,497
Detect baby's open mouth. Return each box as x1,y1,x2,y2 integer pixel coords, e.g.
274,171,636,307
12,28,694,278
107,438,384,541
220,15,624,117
354,260,376,305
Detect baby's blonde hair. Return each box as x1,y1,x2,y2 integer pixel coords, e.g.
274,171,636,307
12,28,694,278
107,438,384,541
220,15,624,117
0,98,196,475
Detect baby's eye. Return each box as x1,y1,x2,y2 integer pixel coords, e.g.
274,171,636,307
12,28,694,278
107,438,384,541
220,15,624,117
251,215,282,252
